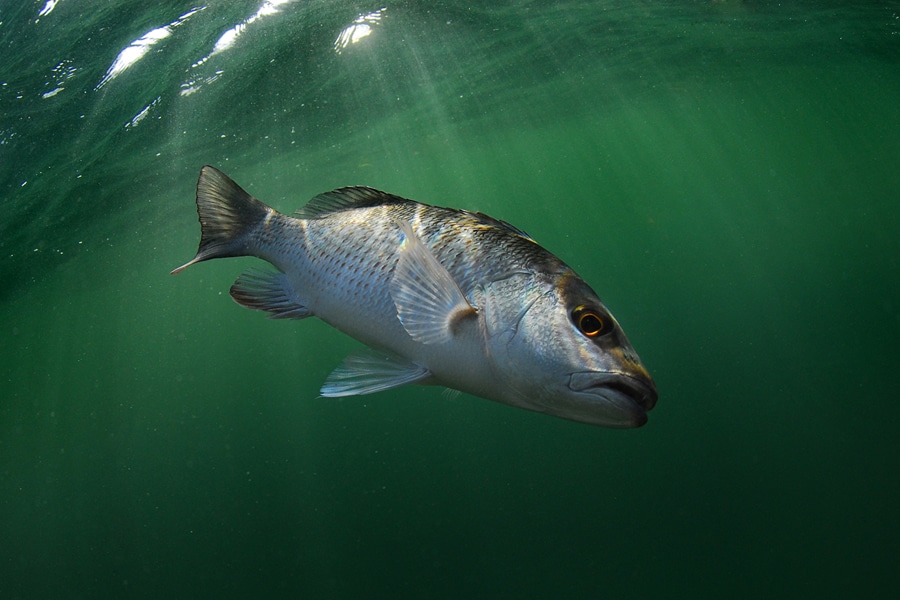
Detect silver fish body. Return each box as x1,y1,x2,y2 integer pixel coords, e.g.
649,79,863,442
173,166,657,428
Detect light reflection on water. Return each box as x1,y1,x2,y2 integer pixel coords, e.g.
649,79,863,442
334,7,387,54
203,0,298,60
94,1,306,100
36,0,60,19
96,7,204,90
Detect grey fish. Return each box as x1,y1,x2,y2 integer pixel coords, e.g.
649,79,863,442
173,166,658,428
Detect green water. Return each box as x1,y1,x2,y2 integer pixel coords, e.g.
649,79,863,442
2,1,898,597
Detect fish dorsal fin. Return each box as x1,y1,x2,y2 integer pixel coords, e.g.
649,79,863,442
389,220,478,345
470,211,535,242
295,186,409,219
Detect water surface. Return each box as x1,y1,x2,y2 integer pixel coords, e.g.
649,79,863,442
1,1,898,597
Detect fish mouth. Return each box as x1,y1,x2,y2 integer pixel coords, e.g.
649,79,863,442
567,371,658,428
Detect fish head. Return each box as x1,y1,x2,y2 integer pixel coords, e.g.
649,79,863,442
486,271,657,428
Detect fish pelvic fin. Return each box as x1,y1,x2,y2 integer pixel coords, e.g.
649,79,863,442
389,220,477,345
171,166,273,274
230,268,311,319
320,349,432,397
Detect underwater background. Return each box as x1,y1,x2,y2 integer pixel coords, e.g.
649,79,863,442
1,1,898,597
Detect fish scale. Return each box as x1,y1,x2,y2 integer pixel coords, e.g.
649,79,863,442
173,166,658,428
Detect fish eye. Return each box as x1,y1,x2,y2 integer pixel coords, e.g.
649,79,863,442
571,306,610,338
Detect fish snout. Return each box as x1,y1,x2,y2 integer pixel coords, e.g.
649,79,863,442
568,370,658,427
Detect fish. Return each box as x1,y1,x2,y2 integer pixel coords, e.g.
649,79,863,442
172,165,658,428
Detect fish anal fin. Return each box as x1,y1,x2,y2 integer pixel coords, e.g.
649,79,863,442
320,349,431,397
230,269,311,320
389,220,477,345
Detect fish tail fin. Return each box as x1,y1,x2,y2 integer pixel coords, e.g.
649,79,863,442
171,166,272,274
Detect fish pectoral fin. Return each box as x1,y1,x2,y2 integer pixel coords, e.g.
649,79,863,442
320,349,432,397
230,268,311,319
389,220,477,345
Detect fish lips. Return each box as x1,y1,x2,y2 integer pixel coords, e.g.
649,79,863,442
567,371,658,428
